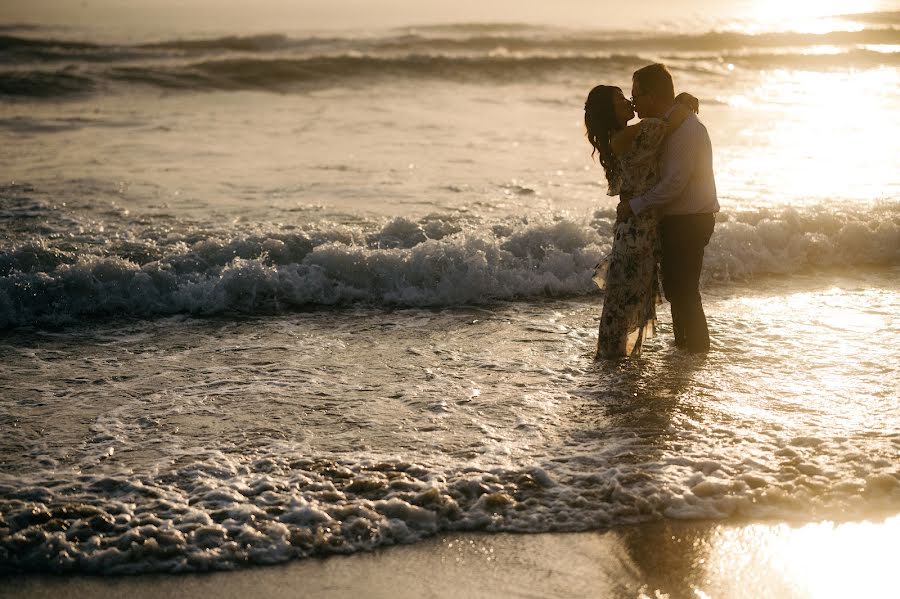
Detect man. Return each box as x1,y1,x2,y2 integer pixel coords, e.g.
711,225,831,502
617,63,719,353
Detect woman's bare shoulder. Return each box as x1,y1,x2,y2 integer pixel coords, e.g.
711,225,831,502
610,124,643,155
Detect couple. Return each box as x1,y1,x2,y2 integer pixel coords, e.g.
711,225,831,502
586,63,719,358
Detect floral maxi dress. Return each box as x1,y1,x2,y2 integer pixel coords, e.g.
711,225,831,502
594,118,667,358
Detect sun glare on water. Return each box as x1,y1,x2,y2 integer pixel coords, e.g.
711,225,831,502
701,517,900,598
718,66,900,205
731,0,879,33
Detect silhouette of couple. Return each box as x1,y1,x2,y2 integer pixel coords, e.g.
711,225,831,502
586,63,719,358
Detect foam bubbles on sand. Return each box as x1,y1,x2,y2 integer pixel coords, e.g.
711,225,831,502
2,441,897,574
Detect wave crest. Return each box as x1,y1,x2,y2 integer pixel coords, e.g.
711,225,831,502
1,204,898,328
2,23,898,97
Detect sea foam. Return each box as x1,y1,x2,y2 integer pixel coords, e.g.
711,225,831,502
1,440,896,574
1,204,898,328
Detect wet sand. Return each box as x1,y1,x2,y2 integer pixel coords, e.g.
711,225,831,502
3,516,897,599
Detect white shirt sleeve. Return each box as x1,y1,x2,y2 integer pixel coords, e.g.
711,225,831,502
628,118,697,216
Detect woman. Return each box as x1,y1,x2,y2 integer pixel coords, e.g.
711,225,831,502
585,85,696,358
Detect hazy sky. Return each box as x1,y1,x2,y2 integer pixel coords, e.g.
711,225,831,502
3,0,898,35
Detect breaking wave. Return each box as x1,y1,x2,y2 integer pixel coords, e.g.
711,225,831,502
3,24,899,60
1,201,898,328
1,18,898,97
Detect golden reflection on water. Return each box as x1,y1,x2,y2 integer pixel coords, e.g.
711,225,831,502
729,287,895,432
699,516,900,598
719,67,900,204
739,289,888,333
862,44,900,53
732,1,878,34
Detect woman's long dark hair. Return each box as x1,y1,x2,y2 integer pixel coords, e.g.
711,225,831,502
584,85,623,189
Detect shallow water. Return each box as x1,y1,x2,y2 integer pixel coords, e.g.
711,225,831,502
2,15,899,574
1,271,898,573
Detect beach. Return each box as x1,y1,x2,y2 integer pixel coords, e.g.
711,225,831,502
1,6,899,594
5,516,899,598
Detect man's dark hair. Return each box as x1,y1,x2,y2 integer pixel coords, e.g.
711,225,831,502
633,63,675,102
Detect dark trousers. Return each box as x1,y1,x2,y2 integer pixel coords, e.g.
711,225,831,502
660,213,715,352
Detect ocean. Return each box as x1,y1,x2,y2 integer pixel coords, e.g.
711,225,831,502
0,11,898,575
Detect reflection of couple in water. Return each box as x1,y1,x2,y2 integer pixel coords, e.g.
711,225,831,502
586,63,720,358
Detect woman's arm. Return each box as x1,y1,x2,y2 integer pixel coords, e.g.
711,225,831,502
675,92,699,114
612,90,699,156
665,104,690,131
665,93,700,132
613,93,700,154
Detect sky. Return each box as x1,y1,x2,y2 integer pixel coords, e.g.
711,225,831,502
3,0,897,35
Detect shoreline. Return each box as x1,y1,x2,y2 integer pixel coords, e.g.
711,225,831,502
3,515,897,599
